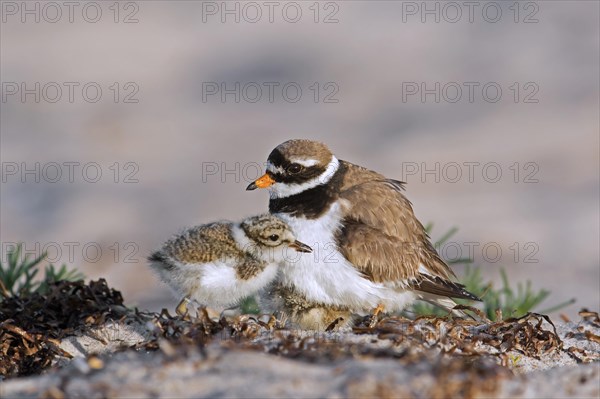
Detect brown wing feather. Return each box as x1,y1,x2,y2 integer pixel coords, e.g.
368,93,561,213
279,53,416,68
337,162,457,286
411,276,481,301
337,221,421,282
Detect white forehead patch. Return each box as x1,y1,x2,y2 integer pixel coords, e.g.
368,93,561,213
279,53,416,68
289,158,320,167
266,161,284,175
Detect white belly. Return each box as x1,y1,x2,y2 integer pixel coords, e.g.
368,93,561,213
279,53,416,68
274,203,376,311
152,258,279,310
275,202,418,313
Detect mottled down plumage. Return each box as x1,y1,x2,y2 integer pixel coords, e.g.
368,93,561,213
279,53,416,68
150,223,242,266
148,214,312,311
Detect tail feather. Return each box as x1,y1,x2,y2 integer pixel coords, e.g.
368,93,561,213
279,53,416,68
413,275,481,301
416,293,483,320
418,294,467,317
148,251,176,270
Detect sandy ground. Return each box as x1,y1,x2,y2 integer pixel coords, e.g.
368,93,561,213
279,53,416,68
3,348,599,399
2,313,599,398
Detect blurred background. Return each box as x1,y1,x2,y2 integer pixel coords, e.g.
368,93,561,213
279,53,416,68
1,1,598,317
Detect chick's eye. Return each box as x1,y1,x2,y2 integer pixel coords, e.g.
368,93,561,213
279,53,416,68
287,164,303,174
269,234,279,242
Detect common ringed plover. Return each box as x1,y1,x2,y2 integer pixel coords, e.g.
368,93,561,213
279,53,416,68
247,139,479,329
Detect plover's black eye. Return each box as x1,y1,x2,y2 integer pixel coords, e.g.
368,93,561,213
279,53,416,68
287,163,303,174
269,234,279,241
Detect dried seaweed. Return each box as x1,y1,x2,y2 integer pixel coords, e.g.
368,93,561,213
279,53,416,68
1,276,597,390
352,312,563,363
0,279,125,377
579,309,600,328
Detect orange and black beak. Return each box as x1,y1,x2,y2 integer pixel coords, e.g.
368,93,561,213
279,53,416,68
246,172,275,190
288,240,312,253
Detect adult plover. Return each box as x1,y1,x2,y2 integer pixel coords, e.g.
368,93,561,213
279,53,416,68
247,139,479,329
148,214,312,315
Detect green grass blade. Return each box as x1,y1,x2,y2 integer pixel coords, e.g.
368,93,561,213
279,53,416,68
435,227,459,247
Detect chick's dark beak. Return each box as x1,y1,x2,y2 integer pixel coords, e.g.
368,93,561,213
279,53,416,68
289,240,312,253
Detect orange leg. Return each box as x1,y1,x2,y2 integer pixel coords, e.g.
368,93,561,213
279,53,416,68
369,303,385,327
176,297,191,316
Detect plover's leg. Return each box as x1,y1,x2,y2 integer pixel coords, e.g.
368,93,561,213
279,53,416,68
368,303,385,328
253,313,279,329
266,314,278,329
176,297,192,316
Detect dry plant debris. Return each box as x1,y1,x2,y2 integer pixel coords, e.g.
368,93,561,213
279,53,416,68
0,279,126,377
1,277,599,395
